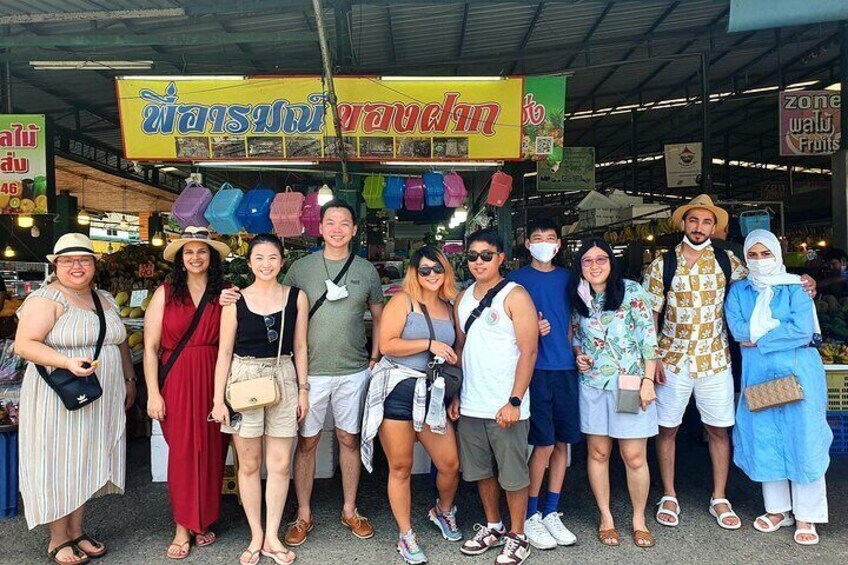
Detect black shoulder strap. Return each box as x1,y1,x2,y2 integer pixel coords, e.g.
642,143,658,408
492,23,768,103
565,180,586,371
308,253,356,320
420,302,436,342
661,249,677,298
463,279,510,335
90,289,107,361
714,247,732,291
159,289,211,386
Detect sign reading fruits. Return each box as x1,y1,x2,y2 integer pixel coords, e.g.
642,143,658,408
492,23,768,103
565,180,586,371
0,115,48,215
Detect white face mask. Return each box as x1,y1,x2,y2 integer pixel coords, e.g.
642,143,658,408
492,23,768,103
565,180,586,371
747,257,780,277
325,278,349,301
528,242,559,263
683,235,712,251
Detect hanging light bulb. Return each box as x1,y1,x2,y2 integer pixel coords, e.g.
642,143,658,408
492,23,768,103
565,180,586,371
30,226,40,238
78,176,91,225
17,214,33,228
317,184,334,206
151,231,165,247
3,245,15,258
454,206,468,222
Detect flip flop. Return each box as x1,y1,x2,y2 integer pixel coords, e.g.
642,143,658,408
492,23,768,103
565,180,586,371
193,530,217,547
597,528,620,546
70,534,107,559
753,512,794,533
239,549,261,565
166,541,190,560
656,496,680,527
261,547,297,564
709,498,742,530
48,542,89,565
633,530,655,548
794,524,820,546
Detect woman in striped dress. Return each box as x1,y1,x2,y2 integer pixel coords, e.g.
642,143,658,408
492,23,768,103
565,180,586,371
14,234,137,565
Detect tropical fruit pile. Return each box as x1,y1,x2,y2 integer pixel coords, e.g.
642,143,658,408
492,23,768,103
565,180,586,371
95,245,171,296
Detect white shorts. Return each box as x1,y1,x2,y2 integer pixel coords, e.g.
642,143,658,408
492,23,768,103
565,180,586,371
655,364,735,428
300,369,370,438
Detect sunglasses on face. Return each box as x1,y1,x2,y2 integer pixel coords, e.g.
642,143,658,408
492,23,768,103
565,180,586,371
264,315,279,343
417,264,445,277
466,251,498,263
581,256,610,268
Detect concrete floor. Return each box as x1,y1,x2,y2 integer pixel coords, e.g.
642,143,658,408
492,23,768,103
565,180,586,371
1,436,845,565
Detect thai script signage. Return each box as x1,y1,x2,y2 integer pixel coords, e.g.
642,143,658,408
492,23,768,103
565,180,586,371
116,77,524,161
0,115,48,214
522,75,566,162
779,90,841,156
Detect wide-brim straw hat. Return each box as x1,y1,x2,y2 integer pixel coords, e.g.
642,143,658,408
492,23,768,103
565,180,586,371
163,226,231,262
46,233,101,264
671,194,729,233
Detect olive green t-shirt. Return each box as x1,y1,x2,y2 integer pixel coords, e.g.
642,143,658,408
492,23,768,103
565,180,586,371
284,251,383,376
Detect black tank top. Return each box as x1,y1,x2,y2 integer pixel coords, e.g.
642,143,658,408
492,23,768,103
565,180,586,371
235,287,300,357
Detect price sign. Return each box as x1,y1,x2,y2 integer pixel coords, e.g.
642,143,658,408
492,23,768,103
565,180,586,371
129,290,148,308
138,262,155,278
0,181,20,196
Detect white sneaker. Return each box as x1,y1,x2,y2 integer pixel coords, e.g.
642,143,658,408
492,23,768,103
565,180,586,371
541,512,577,546
524,513,557,550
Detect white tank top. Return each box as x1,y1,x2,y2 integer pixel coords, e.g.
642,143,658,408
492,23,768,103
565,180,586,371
457,280,529,420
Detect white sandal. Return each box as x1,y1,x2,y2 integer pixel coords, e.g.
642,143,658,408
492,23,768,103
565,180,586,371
753,512,794,533
655,496,680,527
794,524,820,546
709,498,742,530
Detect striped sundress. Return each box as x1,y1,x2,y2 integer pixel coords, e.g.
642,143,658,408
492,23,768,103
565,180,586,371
17,286,127,529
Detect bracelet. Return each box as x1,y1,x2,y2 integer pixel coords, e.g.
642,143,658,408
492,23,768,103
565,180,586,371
298,382,310,391
370,357,380,362
641,377,655,384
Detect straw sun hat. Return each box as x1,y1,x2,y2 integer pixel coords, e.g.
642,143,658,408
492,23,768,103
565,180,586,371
671,194,729,233
163,226,231,262
46,233,101,264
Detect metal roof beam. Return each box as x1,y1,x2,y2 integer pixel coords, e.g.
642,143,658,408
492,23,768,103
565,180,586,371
0,31,318,48
457,3,470,58
386,7,397,65
507,2,545,75
0,9,186,25
571,2,681,112
563,2,614,69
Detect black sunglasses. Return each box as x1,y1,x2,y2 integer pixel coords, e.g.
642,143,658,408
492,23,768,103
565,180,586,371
466,250,498,263
417,264,446,277
264,315,279,343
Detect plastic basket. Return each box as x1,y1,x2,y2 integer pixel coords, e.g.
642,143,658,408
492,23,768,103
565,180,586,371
423,172,445,207
302,190,321,237
172,179,212,229
237,186,275,234
363,175,386,209
404,177,425,211
384,176,404,210
443,172,467,208
0,428,18,519
270,187,305,238
486,170,513,207
739,210,771,236
827,370,848,412
826,411,848,456
205,183,244,235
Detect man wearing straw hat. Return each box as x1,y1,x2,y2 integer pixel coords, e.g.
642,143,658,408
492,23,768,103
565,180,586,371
643,194,815,532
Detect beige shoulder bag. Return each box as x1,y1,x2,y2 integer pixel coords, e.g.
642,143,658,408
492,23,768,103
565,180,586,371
226,287,288,412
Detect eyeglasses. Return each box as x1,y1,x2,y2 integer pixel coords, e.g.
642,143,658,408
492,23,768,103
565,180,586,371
466,251,499,263
56,257,95,268
264,315,279,343
581,256,610,268
417,264,446,277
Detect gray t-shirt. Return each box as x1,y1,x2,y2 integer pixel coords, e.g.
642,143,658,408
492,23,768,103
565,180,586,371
284,250,383,376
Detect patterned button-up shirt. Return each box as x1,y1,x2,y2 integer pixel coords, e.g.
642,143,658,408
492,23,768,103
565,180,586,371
643,243,746,379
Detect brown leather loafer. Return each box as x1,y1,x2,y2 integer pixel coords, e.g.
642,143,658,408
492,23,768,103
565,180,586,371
284,517,313,547
341,509,374,540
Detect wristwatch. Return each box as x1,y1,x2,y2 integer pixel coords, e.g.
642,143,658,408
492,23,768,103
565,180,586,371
509,396,522,407
298,382,311,391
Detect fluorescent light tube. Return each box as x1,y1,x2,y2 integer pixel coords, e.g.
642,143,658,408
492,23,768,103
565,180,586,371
195,160,318,167
380,76,504,81
380,161,502,167
31,60,153,70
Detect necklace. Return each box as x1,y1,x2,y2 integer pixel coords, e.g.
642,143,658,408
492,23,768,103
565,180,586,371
58,282,86,297
323,254,350,285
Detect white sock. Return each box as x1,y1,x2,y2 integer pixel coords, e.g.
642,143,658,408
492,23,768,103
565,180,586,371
514,533,527,540
487,521,504,531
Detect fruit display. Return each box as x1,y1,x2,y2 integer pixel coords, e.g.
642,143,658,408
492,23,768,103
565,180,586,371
95,244,171,296
819,344,848,365
603,217,679,245
816,294,848,344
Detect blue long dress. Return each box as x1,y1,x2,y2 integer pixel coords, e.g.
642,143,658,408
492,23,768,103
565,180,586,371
725,281,832,484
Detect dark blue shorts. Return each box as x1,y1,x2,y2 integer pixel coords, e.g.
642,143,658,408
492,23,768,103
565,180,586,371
528,369,582,446
384,377,418,421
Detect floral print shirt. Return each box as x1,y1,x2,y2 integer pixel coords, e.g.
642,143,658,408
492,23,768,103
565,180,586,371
572,280,660,390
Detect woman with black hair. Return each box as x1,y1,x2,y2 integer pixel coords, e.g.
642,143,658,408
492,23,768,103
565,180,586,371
569,238,660,549
143,227,234,560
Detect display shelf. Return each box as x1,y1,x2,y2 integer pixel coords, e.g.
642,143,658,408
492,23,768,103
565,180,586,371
0,261,49,297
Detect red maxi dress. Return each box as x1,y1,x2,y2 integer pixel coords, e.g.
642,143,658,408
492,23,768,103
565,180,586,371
159,283,229,533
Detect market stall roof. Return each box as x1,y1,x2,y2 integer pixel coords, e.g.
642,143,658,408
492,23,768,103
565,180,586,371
0,1,840,194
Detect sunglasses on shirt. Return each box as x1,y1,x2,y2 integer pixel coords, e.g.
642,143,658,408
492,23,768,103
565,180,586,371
417,264,446,277
264,315,279,343
465,251,499,263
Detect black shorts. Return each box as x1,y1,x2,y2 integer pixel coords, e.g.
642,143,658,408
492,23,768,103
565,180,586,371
383,377,449,421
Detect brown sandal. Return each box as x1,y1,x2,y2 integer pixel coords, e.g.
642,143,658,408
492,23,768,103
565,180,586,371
597,528,620,546
70,534,107,559
193,530,216,547
633,530,656,548
166,541,190,560
48,542,89,565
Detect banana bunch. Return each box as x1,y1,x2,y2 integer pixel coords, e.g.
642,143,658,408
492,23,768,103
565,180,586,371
819,343,848,365
227,234,250,257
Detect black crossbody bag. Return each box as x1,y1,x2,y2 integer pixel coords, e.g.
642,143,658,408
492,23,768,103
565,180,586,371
420,302,463,400
158,289,211,387
36,288,107,411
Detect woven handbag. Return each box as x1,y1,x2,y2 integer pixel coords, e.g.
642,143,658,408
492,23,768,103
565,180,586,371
744,375,804,412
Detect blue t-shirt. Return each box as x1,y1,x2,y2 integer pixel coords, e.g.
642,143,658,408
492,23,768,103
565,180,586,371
507,265,575,370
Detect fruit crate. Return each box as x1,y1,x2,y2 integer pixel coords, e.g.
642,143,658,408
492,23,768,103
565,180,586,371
825,366,848,412
826,411,848,456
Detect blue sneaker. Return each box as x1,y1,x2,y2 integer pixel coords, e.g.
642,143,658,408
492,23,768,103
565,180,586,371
397,530,427,565
428,502,463,541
